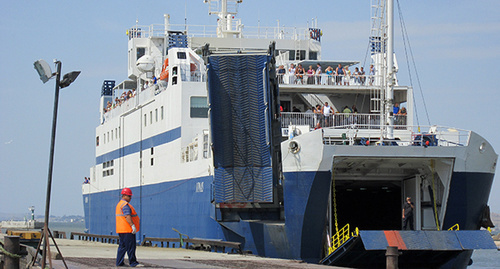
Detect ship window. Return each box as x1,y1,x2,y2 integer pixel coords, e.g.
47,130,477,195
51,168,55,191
137,47,145,60
151,147,154,155
118,127,121,138
155,109,158,122
288,50,295,61
144,114,147,126
103,134,106,144
96,136,99,146
103,171,106,177
150,111,153,124
177,52,186,59
151,158,154,166
103,162,107,169
190,96,209,118
111,130,113,140
161,106,164,120
110,160,114,166
107,132,110,143
110,169,113,175
172,66,178,76
309,51,317,60
115,128,118,139
298,50,306,60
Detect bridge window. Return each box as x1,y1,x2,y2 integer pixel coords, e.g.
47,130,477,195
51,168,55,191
137,47,145,60
190,96,208,118
177,52,186,59
309,51,318,60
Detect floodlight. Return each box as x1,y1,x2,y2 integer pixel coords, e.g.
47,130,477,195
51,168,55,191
34,59,54,83
60,71,81,88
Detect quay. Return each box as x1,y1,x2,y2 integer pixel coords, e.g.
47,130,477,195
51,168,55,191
0,233,340,268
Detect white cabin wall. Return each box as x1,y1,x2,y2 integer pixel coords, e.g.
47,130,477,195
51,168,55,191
121,109,142,188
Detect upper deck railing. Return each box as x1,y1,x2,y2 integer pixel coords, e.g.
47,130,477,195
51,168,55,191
127,23,310,40
277,73,381,87
281,112,470,147
281,112,404,129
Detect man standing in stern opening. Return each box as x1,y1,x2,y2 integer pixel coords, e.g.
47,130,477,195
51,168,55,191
116,188,143,267
402,197,415,230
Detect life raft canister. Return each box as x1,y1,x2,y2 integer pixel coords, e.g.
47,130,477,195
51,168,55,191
160,58,169,80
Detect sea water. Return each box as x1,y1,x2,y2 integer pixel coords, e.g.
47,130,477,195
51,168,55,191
49,221,85,238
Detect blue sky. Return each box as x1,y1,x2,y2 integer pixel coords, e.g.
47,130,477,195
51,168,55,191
1,0,499,217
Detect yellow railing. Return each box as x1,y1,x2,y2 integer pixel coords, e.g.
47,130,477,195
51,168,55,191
328,224,359,254
448,224,460,231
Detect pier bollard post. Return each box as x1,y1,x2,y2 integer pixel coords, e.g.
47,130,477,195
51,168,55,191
386,246,399,269
4,235,20,269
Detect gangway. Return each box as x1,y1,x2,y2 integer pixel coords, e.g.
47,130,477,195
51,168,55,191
320,230,497,268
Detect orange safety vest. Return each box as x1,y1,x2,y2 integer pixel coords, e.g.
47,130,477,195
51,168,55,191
115,199,140,233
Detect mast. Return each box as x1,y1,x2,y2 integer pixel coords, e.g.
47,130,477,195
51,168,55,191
385,0,395,139
206,0,243,38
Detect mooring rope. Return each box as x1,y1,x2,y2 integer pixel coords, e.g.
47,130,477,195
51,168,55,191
0,244,22,259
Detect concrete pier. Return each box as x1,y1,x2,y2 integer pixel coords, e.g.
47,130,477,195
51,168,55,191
1,234,340,268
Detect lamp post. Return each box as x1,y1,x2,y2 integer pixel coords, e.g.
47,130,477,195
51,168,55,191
34,59,80,269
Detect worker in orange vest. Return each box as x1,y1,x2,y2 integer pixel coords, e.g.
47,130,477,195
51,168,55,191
116,188,143,267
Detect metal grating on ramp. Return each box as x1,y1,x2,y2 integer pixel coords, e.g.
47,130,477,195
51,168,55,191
208,54,274,203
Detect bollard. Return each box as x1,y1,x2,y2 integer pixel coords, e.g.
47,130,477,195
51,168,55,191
4,235,20,269
386,246,399,269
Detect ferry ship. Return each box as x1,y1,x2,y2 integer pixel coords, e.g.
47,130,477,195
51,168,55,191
82,0,497,267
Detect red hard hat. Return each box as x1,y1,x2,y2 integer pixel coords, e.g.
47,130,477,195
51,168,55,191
121,188,133,196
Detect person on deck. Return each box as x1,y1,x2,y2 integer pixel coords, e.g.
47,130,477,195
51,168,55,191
116,188,143,267
402,197,415,230
316,63,322,85
323,102,333,127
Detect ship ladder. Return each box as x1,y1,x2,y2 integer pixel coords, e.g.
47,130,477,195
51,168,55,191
328,224,359,255
327,166,360,255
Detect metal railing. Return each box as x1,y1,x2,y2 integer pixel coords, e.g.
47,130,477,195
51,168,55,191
277,73,382,86
328,224,359,255
127,23,310,40
281,112,403,129
70,232,119,244
141,237,242,254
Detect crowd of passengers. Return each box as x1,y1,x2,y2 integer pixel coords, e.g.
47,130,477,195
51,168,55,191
104,89,137,113
276,63,376,86
283,102,407,128
104,77,161,114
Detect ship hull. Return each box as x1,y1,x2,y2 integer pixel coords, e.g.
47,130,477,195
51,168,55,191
83,169,494,263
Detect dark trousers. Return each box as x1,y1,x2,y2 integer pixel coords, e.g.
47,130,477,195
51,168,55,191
403,215,414,230
116,233,138,266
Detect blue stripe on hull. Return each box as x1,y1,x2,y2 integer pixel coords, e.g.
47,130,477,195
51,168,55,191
95,127,181,165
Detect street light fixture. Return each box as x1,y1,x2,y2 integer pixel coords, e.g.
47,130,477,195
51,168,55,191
33,59,80,269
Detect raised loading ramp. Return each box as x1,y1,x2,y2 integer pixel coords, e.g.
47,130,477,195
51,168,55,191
320,230,497,268
207,48,281,205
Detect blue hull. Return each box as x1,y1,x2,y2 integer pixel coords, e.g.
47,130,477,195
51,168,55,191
83,170,493,264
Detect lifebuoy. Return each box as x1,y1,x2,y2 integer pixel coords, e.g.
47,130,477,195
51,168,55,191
160,58,169,80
